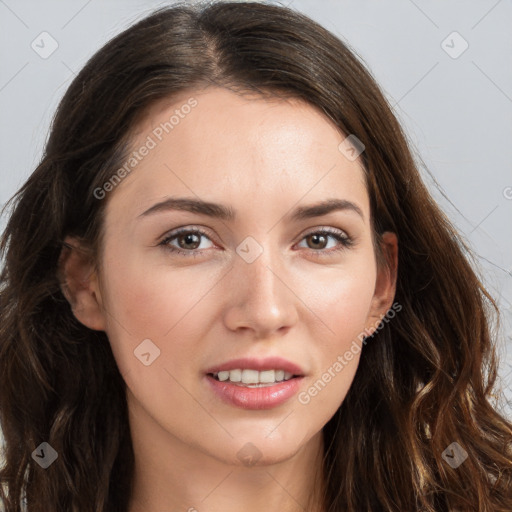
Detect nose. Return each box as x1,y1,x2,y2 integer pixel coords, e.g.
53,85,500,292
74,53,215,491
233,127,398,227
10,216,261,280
222,244,299,338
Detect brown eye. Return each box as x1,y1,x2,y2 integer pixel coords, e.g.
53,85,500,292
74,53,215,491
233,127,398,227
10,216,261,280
305,233,329,250
296,228,354,256
176,232,201,250
159,228,215,258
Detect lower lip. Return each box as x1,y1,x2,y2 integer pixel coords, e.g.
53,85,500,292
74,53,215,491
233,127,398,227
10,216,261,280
205,374,303,410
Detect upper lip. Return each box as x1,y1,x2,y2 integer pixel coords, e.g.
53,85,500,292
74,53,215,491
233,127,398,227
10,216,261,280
205,357,305,376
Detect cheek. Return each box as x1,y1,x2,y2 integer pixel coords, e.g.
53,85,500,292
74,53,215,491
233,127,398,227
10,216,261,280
98,249,225,376
297,258,376,408
100,242,214,334
301,254,376,343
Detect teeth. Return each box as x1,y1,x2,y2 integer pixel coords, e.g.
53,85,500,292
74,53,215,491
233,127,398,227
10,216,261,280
229,368,241,382
212,369,296,385
259,370,275,383
242,369,259,384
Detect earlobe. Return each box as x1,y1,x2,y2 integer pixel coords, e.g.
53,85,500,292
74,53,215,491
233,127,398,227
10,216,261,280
365,231,398,336
57,236,107,331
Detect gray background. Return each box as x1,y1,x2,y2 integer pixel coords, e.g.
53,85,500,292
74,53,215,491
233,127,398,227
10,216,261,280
0,0,511,432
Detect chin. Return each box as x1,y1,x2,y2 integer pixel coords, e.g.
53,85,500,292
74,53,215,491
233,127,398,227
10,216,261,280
217,431,314,467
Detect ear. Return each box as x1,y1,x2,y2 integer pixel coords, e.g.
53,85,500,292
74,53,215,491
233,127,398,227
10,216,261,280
364,231,398,336
57,236,107,331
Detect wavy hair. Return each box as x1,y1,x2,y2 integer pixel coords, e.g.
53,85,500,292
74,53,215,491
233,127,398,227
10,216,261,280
1,2,511,510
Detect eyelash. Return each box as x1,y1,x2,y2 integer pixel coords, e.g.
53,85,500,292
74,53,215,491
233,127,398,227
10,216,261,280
158,226,354,259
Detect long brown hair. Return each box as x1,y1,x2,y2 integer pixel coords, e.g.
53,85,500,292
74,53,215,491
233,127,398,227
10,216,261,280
1,2,511,511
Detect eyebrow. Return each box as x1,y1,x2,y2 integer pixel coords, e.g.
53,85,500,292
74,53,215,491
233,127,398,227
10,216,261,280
138,197,364,222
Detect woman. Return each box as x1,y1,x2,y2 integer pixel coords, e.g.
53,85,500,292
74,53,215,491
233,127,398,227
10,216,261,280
1,2,511,511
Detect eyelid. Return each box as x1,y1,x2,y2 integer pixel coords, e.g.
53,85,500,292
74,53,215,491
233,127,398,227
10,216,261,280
296,226,354,255
158,224,351,243
158,225,217,257
298,225,350,241
157,225,215,245
158,224,355,257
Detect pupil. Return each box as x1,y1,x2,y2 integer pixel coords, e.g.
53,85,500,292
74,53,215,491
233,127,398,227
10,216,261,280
309,234,326,249
180,233,200,249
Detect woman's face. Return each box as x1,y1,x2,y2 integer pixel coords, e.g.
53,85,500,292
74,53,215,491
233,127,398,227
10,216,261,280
65,87,397,466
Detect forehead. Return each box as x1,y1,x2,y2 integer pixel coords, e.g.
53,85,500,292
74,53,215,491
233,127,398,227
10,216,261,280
105,87,369,222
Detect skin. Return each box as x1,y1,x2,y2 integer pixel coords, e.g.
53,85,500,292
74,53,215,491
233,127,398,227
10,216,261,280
60,87,398,512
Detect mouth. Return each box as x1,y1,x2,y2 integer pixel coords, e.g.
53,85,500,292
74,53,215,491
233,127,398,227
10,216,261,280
204,357,305,410
207,368,301,387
